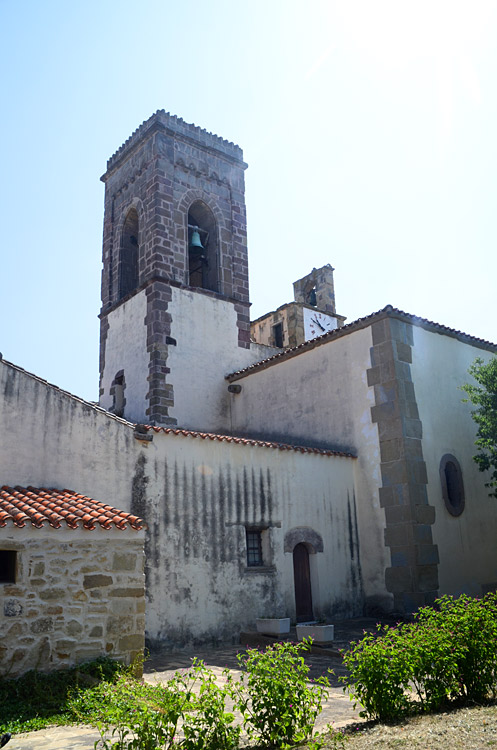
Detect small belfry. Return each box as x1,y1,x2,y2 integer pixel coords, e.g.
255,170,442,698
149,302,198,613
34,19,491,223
251,264,346,349
98,111,251,426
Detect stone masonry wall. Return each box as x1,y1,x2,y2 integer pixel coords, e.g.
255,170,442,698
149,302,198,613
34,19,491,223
0,527,145,676
367,312,439,612
99,111,251,424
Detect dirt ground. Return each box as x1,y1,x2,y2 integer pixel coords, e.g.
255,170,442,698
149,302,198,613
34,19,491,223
333,703,497,749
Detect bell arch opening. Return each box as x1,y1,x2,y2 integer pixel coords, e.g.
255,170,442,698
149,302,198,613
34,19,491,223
118,208,139,300
187,201,218,292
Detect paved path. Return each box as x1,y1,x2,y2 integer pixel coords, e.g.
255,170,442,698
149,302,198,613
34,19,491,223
11,618,385,749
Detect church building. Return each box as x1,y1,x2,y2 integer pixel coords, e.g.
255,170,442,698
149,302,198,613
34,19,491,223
1,111,497,670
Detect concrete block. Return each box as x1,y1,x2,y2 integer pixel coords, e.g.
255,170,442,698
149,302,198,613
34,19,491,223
385,566,413,593
415,544,439,566
414,505,436,524
389,546,416,567
413,524,434,544
395,341,412,363
414,565,439,593
371,319,389,345
366,366,381,386
384,504,414,524
381,459,409,486
380,438,403,463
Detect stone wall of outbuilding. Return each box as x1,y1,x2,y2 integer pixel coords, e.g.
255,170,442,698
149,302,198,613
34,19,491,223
0,526,145,676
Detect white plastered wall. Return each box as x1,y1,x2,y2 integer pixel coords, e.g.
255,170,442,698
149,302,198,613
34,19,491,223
100,290,149,423
0,357,361,645
167,287,278,432
228,326,389,611
0,359,136,508
134,431,360,645
410,327,497,595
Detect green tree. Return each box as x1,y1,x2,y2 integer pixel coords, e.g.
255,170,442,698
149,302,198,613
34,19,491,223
461,356,497,498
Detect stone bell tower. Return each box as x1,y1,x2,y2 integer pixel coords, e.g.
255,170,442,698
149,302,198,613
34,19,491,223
98,111,250,427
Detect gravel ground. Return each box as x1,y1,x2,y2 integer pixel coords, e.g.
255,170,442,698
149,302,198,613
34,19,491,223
325,703,497,749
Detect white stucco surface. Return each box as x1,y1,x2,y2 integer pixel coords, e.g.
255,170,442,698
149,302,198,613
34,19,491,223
100,290,149,423
0,358,362,646
0,359,136,508
167,287,278,432
134,431,361,644
410,327,497,595
229,327,389,610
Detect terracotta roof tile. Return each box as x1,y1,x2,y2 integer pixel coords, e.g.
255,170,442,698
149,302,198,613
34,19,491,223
137,426,355,459
229,305,497,380
0,487,144,531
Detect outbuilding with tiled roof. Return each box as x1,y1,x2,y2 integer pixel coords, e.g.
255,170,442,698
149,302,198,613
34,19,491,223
0,486,145,677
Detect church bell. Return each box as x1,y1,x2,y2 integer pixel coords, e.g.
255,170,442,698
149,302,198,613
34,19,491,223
189,227,204,255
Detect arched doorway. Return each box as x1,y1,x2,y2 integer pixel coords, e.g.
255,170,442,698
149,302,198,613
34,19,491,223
293,543,314,622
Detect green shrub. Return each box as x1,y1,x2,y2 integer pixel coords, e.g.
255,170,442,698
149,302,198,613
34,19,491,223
182,665,240,750
342,593,497,722
74,658,239,750
341,624,413,721
415,593,497,704
233,638,331,749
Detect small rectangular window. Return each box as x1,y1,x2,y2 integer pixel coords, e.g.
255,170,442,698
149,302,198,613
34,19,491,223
0,550,17,583
273,323,284,348
246,530,263,567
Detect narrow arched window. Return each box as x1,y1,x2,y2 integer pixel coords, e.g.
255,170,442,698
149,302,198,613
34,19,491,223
187,201,218,292
110,370,126,417
119,208,139,300
440,454,465,516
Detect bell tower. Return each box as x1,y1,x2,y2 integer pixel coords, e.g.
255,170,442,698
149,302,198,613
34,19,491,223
98,111,250,427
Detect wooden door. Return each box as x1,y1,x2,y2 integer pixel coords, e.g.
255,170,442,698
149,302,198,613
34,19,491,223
293,543,313,622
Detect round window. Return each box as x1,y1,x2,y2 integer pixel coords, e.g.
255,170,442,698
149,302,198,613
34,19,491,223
439,454,465,516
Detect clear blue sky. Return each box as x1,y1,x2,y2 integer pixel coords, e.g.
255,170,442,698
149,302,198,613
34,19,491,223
1,0,496,401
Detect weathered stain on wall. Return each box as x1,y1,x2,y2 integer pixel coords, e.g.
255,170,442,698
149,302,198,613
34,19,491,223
137,433,360,648
0,357,362,646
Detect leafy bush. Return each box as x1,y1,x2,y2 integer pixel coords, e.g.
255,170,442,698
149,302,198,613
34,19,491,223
342,593,497,722
341,624,413,722
0,657,122,735
73,658,239,750
415,593,497,705
233,638,331,749
182,665,240,750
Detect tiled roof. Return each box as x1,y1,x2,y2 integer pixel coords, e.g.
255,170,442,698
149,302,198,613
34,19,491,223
139,425,356,459
0,487,144,530
229,305,497,381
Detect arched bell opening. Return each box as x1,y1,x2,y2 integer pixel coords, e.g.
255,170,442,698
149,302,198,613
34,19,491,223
118,208,139,300
187,201,218,292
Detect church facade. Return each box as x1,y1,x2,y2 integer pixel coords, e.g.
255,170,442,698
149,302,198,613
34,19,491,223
1,111,497,656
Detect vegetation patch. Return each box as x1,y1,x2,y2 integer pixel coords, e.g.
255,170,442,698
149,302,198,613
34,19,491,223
0,656,121,735
341,593,497,722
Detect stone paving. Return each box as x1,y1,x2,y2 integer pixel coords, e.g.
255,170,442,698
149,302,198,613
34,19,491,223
10,618,385,750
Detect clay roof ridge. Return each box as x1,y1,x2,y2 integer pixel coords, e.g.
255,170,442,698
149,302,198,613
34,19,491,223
234,305,497,380
139,425,356,459
0,486,145,531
